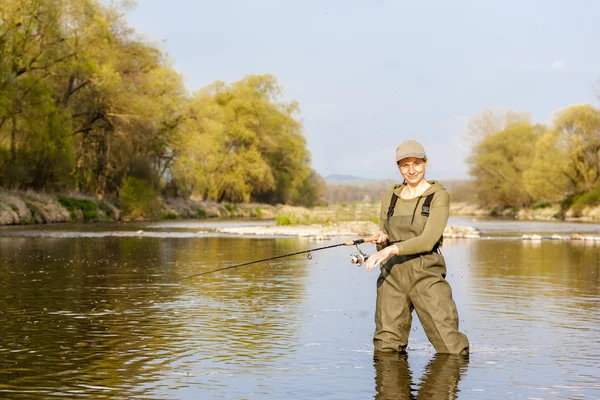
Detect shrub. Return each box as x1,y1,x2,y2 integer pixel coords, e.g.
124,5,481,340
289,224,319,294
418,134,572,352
161,211,178,220
119,177,161,220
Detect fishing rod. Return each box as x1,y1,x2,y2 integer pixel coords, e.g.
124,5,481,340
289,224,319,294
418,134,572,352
179,235,381,281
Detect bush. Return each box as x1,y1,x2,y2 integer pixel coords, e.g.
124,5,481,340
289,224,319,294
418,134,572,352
532,201,551,210
161,211,177,220
275,213,292,225
562,185,600,216
57,196,100,221
119,177,161,220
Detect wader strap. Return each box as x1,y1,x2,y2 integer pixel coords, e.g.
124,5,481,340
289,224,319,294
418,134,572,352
421,193,435,217
387,193,399,219
388,192,435,220
421,192,443,250
385,190,442,253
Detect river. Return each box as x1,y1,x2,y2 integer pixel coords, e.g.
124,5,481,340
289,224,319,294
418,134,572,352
0,217,598,399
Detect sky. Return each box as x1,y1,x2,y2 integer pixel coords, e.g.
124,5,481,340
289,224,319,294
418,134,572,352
125,0,600,181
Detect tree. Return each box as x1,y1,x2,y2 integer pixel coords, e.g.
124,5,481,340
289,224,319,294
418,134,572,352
468,122,541,207
173,74,316,205
0,0,187,197
553,104,600,192
522,130,570,202
465,109,532,145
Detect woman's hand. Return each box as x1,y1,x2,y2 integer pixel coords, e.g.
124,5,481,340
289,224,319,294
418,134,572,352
365,245,398,271
373,230,389,244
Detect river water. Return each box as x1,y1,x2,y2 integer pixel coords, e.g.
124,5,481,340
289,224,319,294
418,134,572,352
0,217,598,399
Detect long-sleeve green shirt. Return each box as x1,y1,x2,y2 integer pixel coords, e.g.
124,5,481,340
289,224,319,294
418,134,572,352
378,180,449,255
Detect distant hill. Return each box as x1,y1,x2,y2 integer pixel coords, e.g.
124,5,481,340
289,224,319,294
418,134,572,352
324,174,375,184
438,178,470,191
324,178,395,203
323,177,475,204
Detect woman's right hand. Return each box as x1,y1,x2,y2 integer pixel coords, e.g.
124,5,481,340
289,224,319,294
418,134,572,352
374,231,388,244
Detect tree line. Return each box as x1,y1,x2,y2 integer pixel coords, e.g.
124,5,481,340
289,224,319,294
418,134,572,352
0,0,324,206
466,104,600,212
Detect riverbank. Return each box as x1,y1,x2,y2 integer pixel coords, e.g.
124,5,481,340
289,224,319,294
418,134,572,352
0,190,120,225
2,188,600,226
0,189,279,225
450,201,600,221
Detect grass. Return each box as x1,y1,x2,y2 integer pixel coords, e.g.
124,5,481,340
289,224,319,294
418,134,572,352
275,202,380,226
57,196,97,213
57,196,107,221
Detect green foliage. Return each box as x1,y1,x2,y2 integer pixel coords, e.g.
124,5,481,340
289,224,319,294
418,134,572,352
522,130,570,202
275,213,292,225
467,105,600,214
554,104,600,192
57,195,106,221
560,193,578,211
531,202,552,210
468,121,540,207
274,203,378,226
0,0,186,197
0,1,320,209
161,211,178,220
57,196,97,213
119,177,161,220
567,185,600,215
173,74,319,205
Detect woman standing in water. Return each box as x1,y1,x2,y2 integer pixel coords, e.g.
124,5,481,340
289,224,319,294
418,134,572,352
365,140,469,355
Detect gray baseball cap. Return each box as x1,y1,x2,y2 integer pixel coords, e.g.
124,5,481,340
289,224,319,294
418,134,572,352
396,140,427,162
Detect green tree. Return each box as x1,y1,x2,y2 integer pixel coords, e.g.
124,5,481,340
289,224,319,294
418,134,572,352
553,104,600,192
522,130,570,202
468,122,541,207
0,0,186,197
465,109,532,144
174,74,316,205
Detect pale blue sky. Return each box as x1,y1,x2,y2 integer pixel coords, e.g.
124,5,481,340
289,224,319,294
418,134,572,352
126,0,599,180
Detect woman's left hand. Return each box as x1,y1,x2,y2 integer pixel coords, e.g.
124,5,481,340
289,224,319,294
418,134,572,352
365,245,399,271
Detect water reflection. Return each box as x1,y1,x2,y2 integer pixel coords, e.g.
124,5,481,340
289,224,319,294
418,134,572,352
0,236,310,399
374,352,469,400
0,222,599,398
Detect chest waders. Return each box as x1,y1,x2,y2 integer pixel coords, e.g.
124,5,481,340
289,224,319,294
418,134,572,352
373,191,470,355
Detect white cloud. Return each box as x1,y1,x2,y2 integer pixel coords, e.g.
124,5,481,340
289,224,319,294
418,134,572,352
551,60,568,72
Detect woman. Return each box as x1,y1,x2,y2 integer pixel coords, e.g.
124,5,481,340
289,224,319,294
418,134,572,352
365,140,469,355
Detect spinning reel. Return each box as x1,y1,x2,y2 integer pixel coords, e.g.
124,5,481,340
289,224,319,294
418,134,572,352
350,244,370,266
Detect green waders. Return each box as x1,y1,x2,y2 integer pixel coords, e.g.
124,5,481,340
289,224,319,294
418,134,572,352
373,195,469,354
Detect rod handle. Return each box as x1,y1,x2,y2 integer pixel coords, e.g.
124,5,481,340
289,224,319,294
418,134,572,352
344,235,380,246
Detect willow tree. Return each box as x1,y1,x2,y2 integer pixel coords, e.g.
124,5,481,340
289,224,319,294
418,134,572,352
174,74,316,205
522,130,570,202
0,0,186,196
0,0,76,189
465,109,532,144
553,104,600,193
468,122,542,207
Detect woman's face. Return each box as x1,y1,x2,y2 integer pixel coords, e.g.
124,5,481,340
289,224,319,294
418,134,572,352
397,157,427,186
